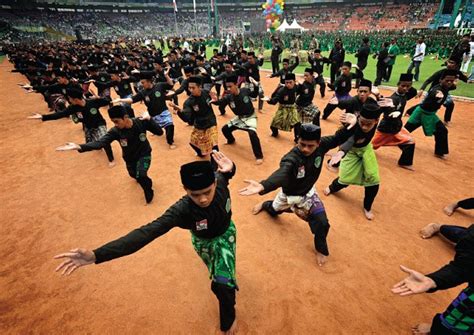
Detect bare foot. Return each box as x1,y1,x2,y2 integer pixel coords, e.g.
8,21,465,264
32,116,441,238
364,209,374,220
252,202,264,215
398,164,415,171
220,319,238,335
169,144,177,150
255,159,263,165
108,161,116,168
443,202,458,216
316,252,328,267
434,154,448,160
444,121,451,127
323,187,331,196
420,223,441,239
411,323,431,334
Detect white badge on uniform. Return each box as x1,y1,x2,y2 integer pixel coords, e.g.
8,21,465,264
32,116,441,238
297,165,305,179
196,219,208,231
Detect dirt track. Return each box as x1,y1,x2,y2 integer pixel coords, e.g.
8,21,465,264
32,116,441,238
1,59,473,334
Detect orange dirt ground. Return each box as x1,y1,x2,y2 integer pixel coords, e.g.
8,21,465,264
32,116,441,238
1,59,473,334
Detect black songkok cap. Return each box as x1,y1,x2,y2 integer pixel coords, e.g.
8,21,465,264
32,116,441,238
188,76,202,85
360,102,381,120
304,68,314,74
314,49,321,53
282,58,289,63
399,73,413,82
299,124,321,141
180,161,216,190
108,105,126,119
66,88,83,100
226,75,238,84
342,61,352,68
285,73,296,81
359,79,372,90
140,72,154,80
247,51,255,57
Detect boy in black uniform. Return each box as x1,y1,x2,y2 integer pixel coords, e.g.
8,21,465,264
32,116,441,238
296,68,320,126
211,75,263,164
113,72,176,149
322,62,363,120
239,52,265,113
404,70,457,160
308,49,330,98
28,88,115,166
56,105,163,204
54,152,239,334
239,118,356,266
372,73,418,170
267,56,300,97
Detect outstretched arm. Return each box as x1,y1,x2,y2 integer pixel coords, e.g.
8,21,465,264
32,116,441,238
391,265,437,296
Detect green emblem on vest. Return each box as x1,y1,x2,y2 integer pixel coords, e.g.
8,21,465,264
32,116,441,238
139,133,146,142
314,156,322,168
90,108,98,115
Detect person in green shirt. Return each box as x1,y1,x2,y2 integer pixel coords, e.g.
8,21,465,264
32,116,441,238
385,38,400,82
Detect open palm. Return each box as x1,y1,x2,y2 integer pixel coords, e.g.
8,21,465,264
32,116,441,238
391,265,436,296
54,248,96,276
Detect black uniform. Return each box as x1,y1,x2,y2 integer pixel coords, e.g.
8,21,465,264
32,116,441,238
79,118,163,202
92,167,238,331
308,56,330,97
259,127,353,256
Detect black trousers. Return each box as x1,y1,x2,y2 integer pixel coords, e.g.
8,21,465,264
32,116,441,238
457,197,474,210
329,179,380,211
211,281,236,331
315,75,326,97
398,143,415,166
374,64,387,86
271,122,301,143
443,99,455,123
322,103,338,120
405,121,448,156
215,83,222,97
330,63,340,84
271,58,279,74
222,124,263,159
385,64,394,81
164,125,174,145
261,200,331,256
356,62,367,88
439,225,469,244
190,143,219,158
126,156,153,202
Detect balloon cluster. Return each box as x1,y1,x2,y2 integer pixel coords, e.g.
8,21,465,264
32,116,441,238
262,0,285,32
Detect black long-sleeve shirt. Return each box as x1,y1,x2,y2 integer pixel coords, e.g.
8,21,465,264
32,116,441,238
93,167,236,263
268,86,297,105
103,77,137,98
377,87,417,134
211,87,256,116
337,96,377,115
270,57,299,84
339,123,378,153
334,69,363,96
260,127,353,196
308,56,330,75
355,45,371,67
181,91,217,130
329,47,345,66
132,83,173,117
33,81,81,95
420,69,468,91
78,118,163,162
41,98,110,129
420,84,450,112
295,80,316,108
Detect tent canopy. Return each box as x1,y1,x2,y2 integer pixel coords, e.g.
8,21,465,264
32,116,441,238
276,18,306,32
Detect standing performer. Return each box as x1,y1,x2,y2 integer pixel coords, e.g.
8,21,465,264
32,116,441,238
56,105,163,204
267,56,300,96
308,49,330,98
372,73,418,170
324,102,384,220
407,36,426,82
211,75,264,164
169,76,219,161
54,152,239,335
238,116,357,266
328,40,345,85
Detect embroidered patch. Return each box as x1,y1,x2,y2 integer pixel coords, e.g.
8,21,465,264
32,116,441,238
243,96,250,104
145,96,150,102
196,219,208,231
139,133,146,142
124,84,129,89
304,89,309,94
297,165,305,179
284,95,289,101
154,91,161,98
193,105,200,111
120,138,128,147
314,156,322,168
76,112,83,119
225,198,231,213
89,108,98,115
230,102,236,109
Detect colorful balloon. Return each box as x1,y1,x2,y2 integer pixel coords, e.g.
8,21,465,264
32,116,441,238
261,0,284,30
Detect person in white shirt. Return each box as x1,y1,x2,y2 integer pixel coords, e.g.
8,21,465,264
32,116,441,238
460,35,474,73
407,36,426,81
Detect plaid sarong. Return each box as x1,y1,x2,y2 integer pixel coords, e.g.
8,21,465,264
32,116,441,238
272,188,326,221
190,126,219,156
152,109,173,128
439,286,474,334
270,104,300,132
228,113,257,131
297,104,320,124
84,125,108,143
191,221,237,288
